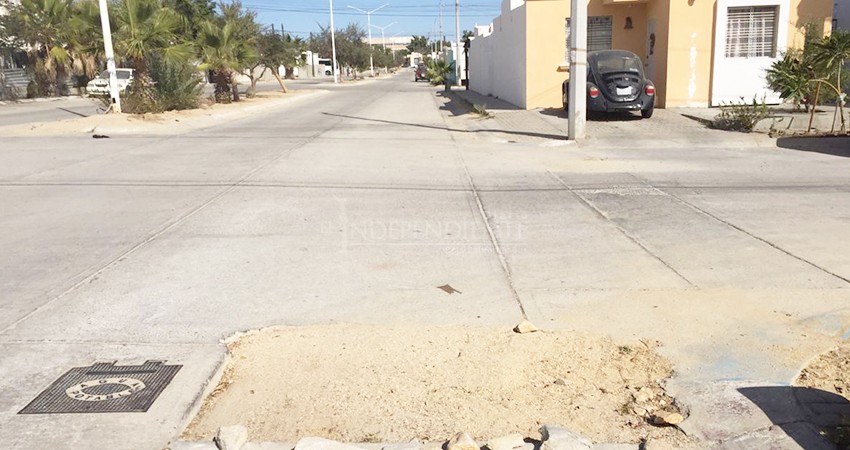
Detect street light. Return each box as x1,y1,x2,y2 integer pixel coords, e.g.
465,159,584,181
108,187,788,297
330,0,339,83
347,3,388,77
371,21,396,50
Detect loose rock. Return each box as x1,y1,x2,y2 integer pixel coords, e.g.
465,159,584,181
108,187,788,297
633,387,655,403
651,412,684,426
513,320,539,334
539,424,591,450
486,433,526,450
214,425,248,450
447,432,479,450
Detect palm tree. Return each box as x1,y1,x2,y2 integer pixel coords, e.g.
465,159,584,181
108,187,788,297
66,0,105,86
4,0,74,95
812,31,850,132
197,20,258,103
111,0,193,74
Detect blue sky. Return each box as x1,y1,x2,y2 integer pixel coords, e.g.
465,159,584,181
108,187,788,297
242,0,503,41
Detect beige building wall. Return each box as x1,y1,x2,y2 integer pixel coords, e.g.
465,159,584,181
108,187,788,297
471,0,833,110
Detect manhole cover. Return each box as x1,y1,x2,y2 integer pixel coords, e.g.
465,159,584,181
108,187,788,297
19,360,181,414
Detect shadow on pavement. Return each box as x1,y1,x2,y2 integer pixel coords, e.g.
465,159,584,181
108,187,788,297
321,112,566,141
738,386,850,449
538,107,643,122
776,136,850,158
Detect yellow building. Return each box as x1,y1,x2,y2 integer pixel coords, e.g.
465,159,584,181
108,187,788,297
468,0,833,109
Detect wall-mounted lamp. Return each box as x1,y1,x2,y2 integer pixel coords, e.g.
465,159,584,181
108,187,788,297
625,17,633,29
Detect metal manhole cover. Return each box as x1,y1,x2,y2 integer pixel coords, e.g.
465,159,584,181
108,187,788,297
19,360,181,414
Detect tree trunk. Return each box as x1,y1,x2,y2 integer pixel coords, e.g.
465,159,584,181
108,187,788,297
272,70,288,93
838,64,846,133
213,69,232,103
231,72,240,102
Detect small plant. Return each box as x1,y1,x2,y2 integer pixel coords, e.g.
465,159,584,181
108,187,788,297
472,103,493,118
713,96,769,132
765,49,814,112
618,345,633,355
427,59,455,90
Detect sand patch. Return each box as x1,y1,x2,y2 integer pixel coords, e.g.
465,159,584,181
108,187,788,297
182,325,690,445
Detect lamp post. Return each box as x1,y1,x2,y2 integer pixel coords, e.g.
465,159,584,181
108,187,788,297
371,22,396,50
348,3,389,77
97,0,121,113
330,0,339,83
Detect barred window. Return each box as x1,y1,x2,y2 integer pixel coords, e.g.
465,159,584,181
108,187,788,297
565,16,613,63
725,6,778,58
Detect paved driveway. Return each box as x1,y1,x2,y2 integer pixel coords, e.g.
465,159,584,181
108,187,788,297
1,72,849,449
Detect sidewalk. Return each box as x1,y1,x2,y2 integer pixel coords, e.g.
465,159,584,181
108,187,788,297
447,89,774,148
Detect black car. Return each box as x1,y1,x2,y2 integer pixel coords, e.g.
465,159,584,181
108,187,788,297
562,50,655,118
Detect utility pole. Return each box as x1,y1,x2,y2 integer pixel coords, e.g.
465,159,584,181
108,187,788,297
330,0,339,83
348,3,389,77
567,0,587,140
454,0,460,86
97,0,120,113
438,1,443,53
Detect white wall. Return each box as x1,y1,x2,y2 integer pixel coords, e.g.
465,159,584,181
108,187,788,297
468,0,528,108
710,0,790,106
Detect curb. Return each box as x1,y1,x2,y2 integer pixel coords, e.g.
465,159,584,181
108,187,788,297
167,425,644,450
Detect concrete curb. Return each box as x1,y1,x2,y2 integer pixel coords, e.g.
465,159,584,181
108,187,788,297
167,425,645,450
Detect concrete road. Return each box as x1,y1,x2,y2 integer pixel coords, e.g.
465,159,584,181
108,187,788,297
0,78,331,127
1,72,849,449
0,96,102,126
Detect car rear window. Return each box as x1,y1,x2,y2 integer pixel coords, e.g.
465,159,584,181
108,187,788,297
595,56,642,75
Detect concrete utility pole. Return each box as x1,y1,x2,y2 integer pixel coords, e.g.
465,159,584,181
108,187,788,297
348,3,389,77
330,0,339,83
454,0,461,86
567,0,587,140
438,1,443,53
97,0,121,113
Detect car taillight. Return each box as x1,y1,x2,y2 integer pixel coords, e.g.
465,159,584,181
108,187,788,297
645,84,655,95
588,86,600,98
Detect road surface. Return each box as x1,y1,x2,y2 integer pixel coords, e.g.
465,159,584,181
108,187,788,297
1,72,849,449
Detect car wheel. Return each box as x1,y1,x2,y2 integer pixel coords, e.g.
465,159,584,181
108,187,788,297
641,106,654,119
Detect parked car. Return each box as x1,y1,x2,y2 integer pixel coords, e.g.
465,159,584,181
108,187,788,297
414,63,429,82
562,50,655,118
86,69,134,96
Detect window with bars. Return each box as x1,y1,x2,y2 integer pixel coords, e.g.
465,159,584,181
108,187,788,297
565,16,613,63
725,6,778,58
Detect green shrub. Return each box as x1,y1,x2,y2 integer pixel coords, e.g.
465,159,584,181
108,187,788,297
713,97,769,132
766,49,814,111
148,54,203,111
